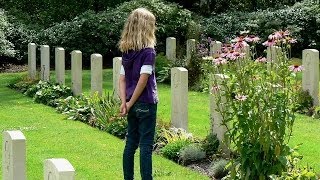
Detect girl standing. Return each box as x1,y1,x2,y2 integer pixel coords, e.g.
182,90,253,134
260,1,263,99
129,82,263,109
118,8,158,180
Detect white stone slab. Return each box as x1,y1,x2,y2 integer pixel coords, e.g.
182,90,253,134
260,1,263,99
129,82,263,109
91,54,103,96
28,43,37,80
71,50,82,96
171,67,188,131
41,45,50,81
302,49,319,106
113,57,122,99
186,39,196,64
55,47,65,85
210,41,222,57
2,130,26,180
209,74,230,156
166,37,176,61
44,158,75,180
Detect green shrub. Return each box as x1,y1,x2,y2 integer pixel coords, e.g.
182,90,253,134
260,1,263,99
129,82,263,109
203,1,320,57
105,118,127,139
25,81,73,107
269,145,319,180
155,53,170,78
57,93,128,139
209,159,229,179
35,0,199,67
6,21,37,61
178,144,206,165
160,140,191,162
154,127,194,149
0,0,130,28
293,89,314,116
56,95,93,123
90,92,127,138
7,78,38,93
0,9,15,58
201,133,219,157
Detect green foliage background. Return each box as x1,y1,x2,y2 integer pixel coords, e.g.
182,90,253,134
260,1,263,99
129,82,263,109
0,0,319,64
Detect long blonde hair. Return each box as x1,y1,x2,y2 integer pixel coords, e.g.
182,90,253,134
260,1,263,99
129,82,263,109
119,8,156,52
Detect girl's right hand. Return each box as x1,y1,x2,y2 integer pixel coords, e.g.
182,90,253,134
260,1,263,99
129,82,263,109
119,103,127,117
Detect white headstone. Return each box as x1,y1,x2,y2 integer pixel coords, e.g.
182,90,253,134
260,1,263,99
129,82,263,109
71,50,82,96
210,74,230,156
166,37,176,61
41,45,50,81
28,43,37,80
2,131,26,180
244,44,250,60
113,57,122,99
44,158,75,180
186,39,196,63
171,67,188,131
267,46,281,63
55,47,65,85
91,54,103,96
210,41,222,57
302,49,319,106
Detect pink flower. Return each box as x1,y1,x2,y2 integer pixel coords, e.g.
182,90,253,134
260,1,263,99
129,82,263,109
228,51,245,60
233,41,248,51
289,65,304,73
213,57,228,65
289,38,297,44
268,31,283,40
235,94,248,101
244,35,260,43
262,39,275,47
255,57,267,63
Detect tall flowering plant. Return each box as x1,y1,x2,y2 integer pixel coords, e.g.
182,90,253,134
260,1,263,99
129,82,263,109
206,31,301,179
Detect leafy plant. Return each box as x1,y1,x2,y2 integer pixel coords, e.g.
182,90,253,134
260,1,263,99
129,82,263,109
7,77,38,93
0,9,15,58
201,133,219,157
178,143,206,165
24,81,73,107
160,140,191,162
56,95,93,123
209,158,229,179
293,88,314,116
105,118,127,139
206,31,300,178
269,145,319,180
155,127,194,149
90,92,127,138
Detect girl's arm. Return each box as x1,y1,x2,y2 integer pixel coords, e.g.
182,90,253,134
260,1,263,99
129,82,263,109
119,74,127,116
126,74,150,110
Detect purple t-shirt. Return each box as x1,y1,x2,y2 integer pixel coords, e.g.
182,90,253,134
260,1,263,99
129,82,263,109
122,48,158,104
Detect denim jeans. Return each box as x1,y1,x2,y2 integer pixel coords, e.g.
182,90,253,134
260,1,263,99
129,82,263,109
123,102,157,180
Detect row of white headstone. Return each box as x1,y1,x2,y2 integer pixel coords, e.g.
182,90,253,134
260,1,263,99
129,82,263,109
27,40,319,155
28,43,103,96
26,42,193,132
2,131,75,180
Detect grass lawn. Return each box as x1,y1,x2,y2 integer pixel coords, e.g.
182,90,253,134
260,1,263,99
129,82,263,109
1,68,320,177
0,72,209,179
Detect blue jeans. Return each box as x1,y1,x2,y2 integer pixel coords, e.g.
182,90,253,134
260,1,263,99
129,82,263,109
123,102,157,180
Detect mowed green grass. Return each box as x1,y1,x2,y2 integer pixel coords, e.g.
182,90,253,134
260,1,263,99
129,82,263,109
0,72,209,179
1,68,320,176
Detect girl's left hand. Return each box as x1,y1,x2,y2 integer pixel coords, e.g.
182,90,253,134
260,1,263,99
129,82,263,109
119,103,127,117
